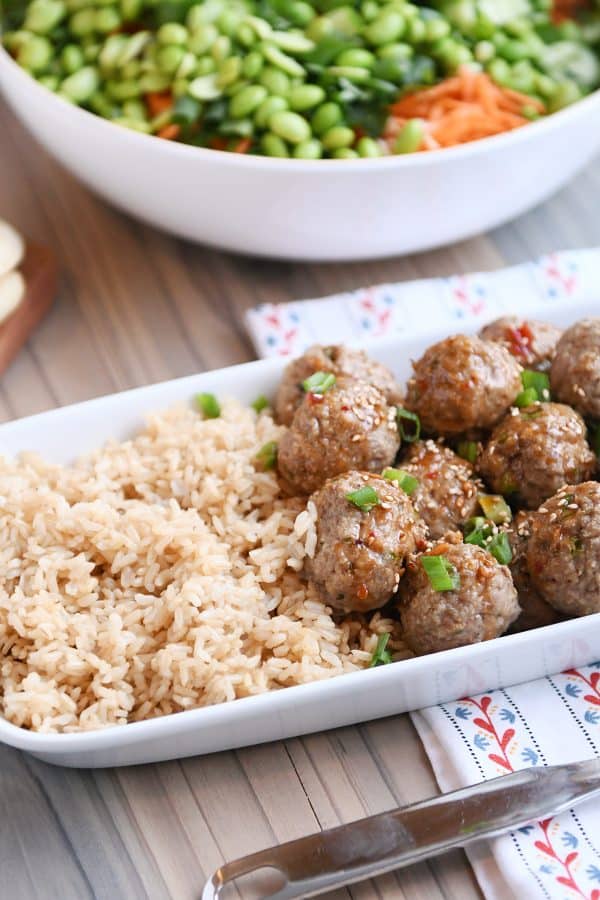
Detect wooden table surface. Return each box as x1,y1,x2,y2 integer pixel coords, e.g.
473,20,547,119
2,94,600,900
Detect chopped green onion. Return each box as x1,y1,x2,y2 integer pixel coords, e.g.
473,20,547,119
369,632,392,667
196,392,221,418
489,532,512,565
478,494,512,524
252,394,269,413
346,485,380,512
302,370,336,394
465,519,512,565
521,369,551,401
421,554,461,592
255,441,278,470
397,408,421,443
465,522,492,548
515,387,539,408
383,467,419,496
456,440,478,464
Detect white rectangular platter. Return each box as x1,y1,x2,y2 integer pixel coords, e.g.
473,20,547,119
1,298,599,768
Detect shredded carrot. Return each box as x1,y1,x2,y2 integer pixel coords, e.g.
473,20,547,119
145,91,173,118
552,0,589,24
157,123,180,141
232,137,252,153
386,67,545,152
208,136,229,150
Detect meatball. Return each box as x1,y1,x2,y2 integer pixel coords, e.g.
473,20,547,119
400,440,481,539
405,334,522,437
551,319,600,419
527,482,600,617
275,344,403,426
477,402,595,509
479,316,562,371
506,511,561,632
399,540,519,655
277,377,400,495
305,471,427,614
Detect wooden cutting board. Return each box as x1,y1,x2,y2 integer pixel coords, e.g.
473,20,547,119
0,243,58,375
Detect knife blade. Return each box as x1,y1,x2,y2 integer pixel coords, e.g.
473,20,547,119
202,758,600,900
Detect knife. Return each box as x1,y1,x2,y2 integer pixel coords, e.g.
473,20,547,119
202,758,600,900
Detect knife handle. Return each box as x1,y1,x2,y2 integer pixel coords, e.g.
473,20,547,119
202,760,600,900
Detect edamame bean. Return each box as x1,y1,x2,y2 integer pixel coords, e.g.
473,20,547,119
188,73,222,99
548,79,581,111
306,15,334,42
212,35,231,62
393,118,423,153
123,98,146,119
376,42,413,61
475,39,495,62
113,116,151,132
293,138,322,158
60,63,99,101
38,73,60,89
106,77,141,99
229,84,268,118
89,89,116,115
172,77,190,97
188,23,218,55
218,8,243,37
118,30,150,65
254,95,288,127
261,132,289,156
321,124,354,150
218,55,242,87
356,135,381,156
139,72,170,91
69,9,96,37
364,9,405,46
94,8,121,34
324,6,362,36
286,2,314,27
24,0,66,35
120,0,141,22
196,57,216,75
157,23,188,46
262,43,305,77
61,42,84,73
186,0,223,29
424,16,450,42
242,50,263,79
270,31,314,54
269,110,311,143
122,60,141,79
156,44,186,75
361,0,379,22
310,101,342,134
288,83,325,110
259,66,290,96
333,147,358,158
326,65,371,82
335,48,375,68
18,34,53,71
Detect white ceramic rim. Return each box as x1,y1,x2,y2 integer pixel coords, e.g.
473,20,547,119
2,42,600,172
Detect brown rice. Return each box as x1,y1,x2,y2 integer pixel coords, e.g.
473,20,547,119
0,399,410,733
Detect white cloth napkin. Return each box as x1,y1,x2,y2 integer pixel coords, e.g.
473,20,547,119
245,249,600,900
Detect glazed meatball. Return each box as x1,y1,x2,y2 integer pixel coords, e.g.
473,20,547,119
275,344,403,426
405,334,522,437
399,540,519,655
551,319,600,419
506,511,561,632
477,402,595,509
479,316,562,371
305,472,427,614
400,440,481,539
277,377,400,495
527,482,600,617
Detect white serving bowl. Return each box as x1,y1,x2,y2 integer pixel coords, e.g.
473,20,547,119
2,46,600,260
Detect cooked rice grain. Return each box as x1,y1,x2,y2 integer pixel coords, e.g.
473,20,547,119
0,399,410,733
